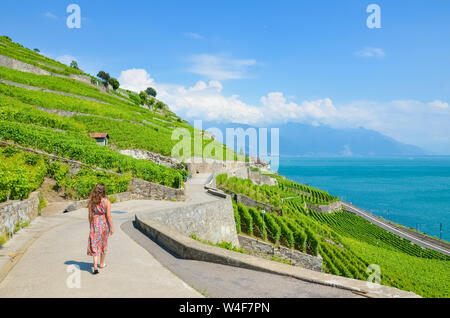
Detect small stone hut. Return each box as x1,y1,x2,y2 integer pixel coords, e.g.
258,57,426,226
89,133,109,146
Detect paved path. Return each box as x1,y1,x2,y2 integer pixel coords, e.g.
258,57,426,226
0,174,357,298
342,202,450,256
121,220,359,298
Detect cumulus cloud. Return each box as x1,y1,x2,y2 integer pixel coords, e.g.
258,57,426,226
187,54,257,80
355,47,385,58
118,68,450,153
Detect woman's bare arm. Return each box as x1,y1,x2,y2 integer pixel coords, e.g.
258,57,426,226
88,204,93,225
106,199,114,235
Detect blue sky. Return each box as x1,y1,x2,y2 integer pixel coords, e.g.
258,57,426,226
1,0,450,153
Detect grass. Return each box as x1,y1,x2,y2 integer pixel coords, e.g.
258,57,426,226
38,195,47,216
0,233,9,246
14,220,30,233
189,234,246,254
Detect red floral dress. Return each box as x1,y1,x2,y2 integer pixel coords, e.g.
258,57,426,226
87,199,110,256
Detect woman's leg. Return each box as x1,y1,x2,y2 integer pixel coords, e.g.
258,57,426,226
93,255,98,270
100,253,106,267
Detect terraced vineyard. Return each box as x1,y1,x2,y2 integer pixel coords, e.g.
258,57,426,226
217,173,339,209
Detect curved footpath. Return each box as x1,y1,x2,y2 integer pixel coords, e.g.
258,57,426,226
0,174,412,298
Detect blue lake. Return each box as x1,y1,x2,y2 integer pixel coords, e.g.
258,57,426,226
278,156,450,241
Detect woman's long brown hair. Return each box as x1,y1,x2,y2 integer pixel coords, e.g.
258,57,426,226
89,183,106,209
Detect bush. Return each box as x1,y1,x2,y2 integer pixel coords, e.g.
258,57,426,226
216,173,228,186
305,228,320,256
233,203,241,234
237,203,253,236
274,216,294,248
294,229,307,252
0,147,47,202
108,78,120,90
248,207,267,240
264,213,281,244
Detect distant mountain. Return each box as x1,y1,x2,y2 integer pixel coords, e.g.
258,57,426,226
198,121,426,157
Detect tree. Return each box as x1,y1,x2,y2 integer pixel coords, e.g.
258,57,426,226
108,78,120,91
145,87,157,97
139,91,148,105
97,71,110,87
70,60,79,69
155,101,165,110
33,48,40,53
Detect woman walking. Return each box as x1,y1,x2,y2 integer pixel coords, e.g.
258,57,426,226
87,184,114,274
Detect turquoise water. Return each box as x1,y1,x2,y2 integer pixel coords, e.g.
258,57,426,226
278,156,450,241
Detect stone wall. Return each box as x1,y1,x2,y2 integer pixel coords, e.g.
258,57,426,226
305,201,343,214
0,191,40,237
233,193,279,214
238,235,323,272
119,149,185,170
64,191,133,212
186,158,249,179
69,74,92,85
248,170,278,186
0,54,50,75
140,196,239,247
128,178,185,201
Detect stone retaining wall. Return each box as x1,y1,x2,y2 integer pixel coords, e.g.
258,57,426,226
238,235,323,272
233,193,280,214
119,149,185,170
248,170,278,186
306,201,343,214
129,178,185,201
186,158,249,179
0,54,50,76
0,191,40,237
140,196,239,246
64,191,133,212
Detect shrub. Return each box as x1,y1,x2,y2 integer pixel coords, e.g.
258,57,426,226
305,228,320,256
237,203,253,236
264,213,281,244
248,207,267,240
108,78,120,90
275,216,294,248
233,203,241,234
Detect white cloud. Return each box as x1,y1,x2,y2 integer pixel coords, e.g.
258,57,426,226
187,54,257,80
119,68,156,92
355,47,385,58
118,68,450,153
428,100,449,109
57,55,77,66
44,12,57,19
183,32,204,40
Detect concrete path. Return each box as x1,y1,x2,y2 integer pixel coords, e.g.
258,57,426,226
0,174,356,298
121,220,360,298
